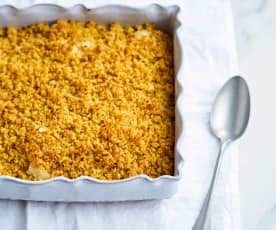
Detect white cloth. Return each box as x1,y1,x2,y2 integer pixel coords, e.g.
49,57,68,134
0,0,241,229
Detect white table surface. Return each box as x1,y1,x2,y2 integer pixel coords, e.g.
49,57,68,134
231,0,276,229
0,1,275,229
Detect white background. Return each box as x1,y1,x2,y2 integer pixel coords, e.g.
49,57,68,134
231,0,276,229
0,0,275,229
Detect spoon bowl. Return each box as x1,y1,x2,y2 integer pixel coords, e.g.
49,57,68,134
210,76,250,142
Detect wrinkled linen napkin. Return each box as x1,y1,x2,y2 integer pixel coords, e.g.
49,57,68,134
0,0,241,229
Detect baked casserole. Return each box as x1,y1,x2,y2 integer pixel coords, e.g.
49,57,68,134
0,20,174,180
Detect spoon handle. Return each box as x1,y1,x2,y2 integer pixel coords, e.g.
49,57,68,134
192,141,229,230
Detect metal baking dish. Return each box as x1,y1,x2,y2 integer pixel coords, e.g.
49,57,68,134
0,3,184,202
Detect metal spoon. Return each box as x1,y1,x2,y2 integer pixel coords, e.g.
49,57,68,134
192,76,250,230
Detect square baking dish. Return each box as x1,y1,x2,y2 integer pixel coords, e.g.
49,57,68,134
0,3,184,202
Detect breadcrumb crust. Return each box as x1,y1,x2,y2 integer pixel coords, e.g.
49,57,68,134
0,20,174,180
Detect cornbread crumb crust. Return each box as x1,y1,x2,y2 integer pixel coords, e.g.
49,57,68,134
0,20,174,180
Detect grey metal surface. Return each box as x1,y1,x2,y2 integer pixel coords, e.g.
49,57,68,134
193,76,251,230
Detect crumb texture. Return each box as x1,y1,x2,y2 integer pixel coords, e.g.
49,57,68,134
0,20,174,180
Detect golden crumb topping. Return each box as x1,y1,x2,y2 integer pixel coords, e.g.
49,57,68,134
0,20,174,180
